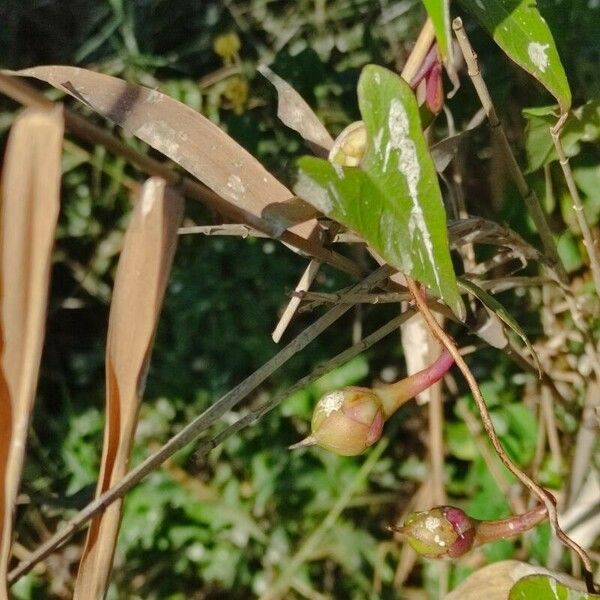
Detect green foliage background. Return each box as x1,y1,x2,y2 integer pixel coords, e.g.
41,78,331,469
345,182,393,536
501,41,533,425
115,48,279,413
0,0,599,598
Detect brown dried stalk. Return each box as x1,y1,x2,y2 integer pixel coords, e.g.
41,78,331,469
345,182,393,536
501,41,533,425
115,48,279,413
551,113,600,299
73,179,183,599
0,107,63,596
452,18,567,283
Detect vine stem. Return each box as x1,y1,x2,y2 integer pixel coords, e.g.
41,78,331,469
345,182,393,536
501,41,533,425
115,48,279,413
551,113,600,298
405,277,596,593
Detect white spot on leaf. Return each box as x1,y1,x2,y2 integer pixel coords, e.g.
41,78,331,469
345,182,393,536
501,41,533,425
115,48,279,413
332,162,345,179
136,121,180,158
528,42,550,72
385,99,441,293
373,129,384,156
146,89,164,104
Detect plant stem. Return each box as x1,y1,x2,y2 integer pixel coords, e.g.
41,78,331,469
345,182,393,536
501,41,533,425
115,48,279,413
474,504,547,546
406,277,596,593
376,351,454,417
551,113,600,297
452,18,567,283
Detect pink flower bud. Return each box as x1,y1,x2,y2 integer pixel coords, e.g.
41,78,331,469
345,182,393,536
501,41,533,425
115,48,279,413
291,387,385,456
391,506,476,559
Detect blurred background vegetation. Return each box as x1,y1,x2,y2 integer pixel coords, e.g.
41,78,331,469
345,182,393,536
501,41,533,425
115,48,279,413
0,0,599,598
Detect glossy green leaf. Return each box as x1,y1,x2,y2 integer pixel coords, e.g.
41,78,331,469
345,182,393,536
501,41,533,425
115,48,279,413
422,0,451,59
459,0,571,112
295,65,464,318
510,574,598,599
458,277,540,374
524,101,600,172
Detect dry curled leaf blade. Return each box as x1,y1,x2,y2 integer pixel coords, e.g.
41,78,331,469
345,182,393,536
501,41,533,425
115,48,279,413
258,65,334,157
73,178,183,600
5,65,316,239
0,107,63,593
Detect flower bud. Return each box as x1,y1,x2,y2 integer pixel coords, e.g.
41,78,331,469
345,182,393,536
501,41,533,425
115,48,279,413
290,351,454,457
328,121,368,166
390,506,476,559
290,387,385,456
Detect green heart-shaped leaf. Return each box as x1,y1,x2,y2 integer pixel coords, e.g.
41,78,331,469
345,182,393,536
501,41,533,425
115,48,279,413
296,65,464,319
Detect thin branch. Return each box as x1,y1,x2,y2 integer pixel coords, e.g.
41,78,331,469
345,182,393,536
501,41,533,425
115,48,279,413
297,290,410,310
452,18,567,283
272,259,321,343
540,385,564,472
8,266,393,584
195,309,417,472
551,113,600,297
405,278,596,593
178,224,267,237
297,276,551,309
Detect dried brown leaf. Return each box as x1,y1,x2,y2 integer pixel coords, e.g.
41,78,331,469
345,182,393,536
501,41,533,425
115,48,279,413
5,66,317,240
0,107,63,594
73,178,183,599
258,65,334,157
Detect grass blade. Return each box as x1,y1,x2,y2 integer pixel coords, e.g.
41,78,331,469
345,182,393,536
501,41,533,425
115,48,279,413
73,178,183,599
0,107,63,592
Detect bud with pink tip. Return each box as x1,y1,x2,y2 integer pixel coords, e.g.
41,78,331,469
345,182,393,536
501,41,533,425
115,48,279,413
290,387,385,456
290,351,454,456
391,506,476,558
389,503,548,559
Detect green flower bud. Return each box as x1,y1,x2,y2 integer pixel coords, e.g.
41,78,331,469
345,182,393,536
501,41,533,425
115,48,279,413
290,351,455,457
290,387,385,456
390,503,548,559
